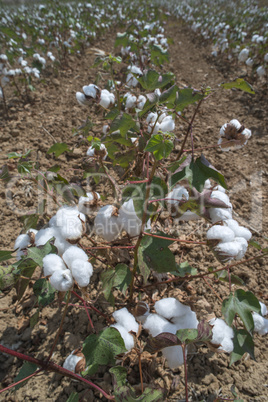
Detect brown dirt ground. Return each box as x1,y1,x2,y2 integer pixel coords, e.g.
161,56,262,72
0,19,267,402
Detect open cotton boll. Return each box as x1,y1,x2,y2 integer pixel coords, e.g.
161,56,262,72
210,318,234,346
99,89,115,108
209,207,232,223
159,115,175,132
253,313,268,335
54,233,71,256
166,186,189,206
70,260,93,287
162,345,184,368
234,237,248,260
171,310,198,330
62,245,88,269
63,350,85,373
83,84,98,98
14,234,30,251
143,313,177,337
113,308,139,333
214,184,226,193
256,66,265,78
154,298,191,320
87,143,107,160
210,191,231,208
111,323,134,351
35,227,58,247
137,95,146,110
238,48,249,62
214,241,241,262
207,225,235,243
246,57,254,67
224,219,251,241
55,206,85,241
219,337,234,353
78,192,100,215
119,199,142,237
43,253,67,277
76,92,88,106
125,94,137,109
260,302,267,317
94,205,122,242
49,269,73,292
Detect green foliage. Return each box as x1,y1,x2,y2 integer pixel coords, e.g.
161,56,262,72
175,88,204,112
230,328,255,365
27,241,57,268
109,113,138,136
66,392,80,402
145,133,174,160
47,143,70,158
149,44,169,66
0,265,17,290
136,69,174,91
222,289,261,333
221,78,255,94
101,264,132,304
82,327,127,375
172,261,198,277
0,250,14,262
33,278,56,307
14,362,38,390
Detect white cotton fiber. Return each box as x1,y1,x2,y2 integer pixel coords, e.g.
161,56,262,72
113,308,139,333
154,298,191,320
166,186,189,206
62,246,88,269
209,207,232,223
70,259,93,287
54,234,71,256
206,225,235,243
260,302,267,316
159,115,175,132
214,241,241,261
224,219,251,241
119,199,141,237
210,191,231,208
210,318,234,345
234,237,248,260
162,345,184,368
63,351,83,373
171,310,198,330
35,227,58,246
43,253,67,276
55,206,85,241
253,313,268,335
14,234,30,251
111,323,134,351
49,269,73,292
219,337,234,353
94,205,122,242
78,192,100,215
143,313,177,337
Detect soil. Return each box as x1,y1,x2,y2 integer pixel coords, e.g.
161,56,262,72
0,18,267,402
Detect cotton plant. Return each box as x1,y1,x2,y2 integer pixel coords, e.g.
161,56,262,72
218,119,252,151
87,143,108,160
76,83,115,109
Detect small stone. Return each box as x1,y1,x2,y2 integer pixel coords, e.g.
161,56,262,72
10,129,20,137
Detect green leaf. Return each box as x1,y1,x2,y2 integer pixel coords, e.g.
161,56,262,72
144,134,173,161
248,239,262,250
27,240,57,268
210,268,245,286
175,88,204,112
33,278,56,307
230,328,255,365
150,44,169,66
66,392,80,402
82,327,127,375
159,85,178,106
30,310,39,328
47,143,70,158
222,289,261,333
109,113,138,136
176,328,198,344
136,69,174,91
101,264,131,303
20,214,39,232
14,362,38,390
105,108,120,121
173,261,197,277
115,32,128,48
14,258,38,300
138,232,175,281
109,366,128,388
190,156,227,192
0,250,14,262
17,160,34,174
167,156,187,173
114,385,164,402
221,78,255,94
0,265,17,290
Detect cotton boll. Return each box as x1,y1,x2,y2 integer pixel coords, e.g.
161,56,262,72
238,48,249,62
63,350,85,373
78,192,100,215
125,94,137,109
50,269,73,291
234,237,248,260
76,92,87,105
171,310,198,330
214,241,241,261
111,323,134,351
94,205,122,242
210,318,234,345
253,313,268,335
207,225,235,243
82,84,98,98
155,298,191,320
119,199,141,237
260,302,267,316
99,89,115,108
87,144,107,160
35,227,58,246
14,234,30,251
219,337,234,353
159,115,175,132
55,206,85,241
246,58,254,67
70,260,93,287
62,246,88,269
256,66,266,78
54,234,71,256
162,345,184,368
148,121,160,135
166,186,189,206
229,119,241,130
210,191,232,208
43,253,67,276
113,308,139,333
214,184,226,193
137,95,146,110
224,219,251,241
143,313,177,337
209,207,232,223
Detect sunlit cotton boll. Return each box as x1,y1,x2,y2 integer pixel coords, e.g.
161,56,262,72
218,119,251,151
159,115,175,132
256,65,266,78
137,95,146,110
55,206,85,241
94,205,122,242
76,92,88,105
70,260,93,287
210,318,234,353
63,350,85,373
83,83,98,98
154,298,191,320
214,239,246,262
14,233,30,260
87,143,108,160
223,219,251,241
78,191,100,215
35,227,58,247
238,48,249,62
171,310,199,330
143,313,177,337
43,253,67,277
99,89,115,108
125,93,137,109
110,324,134,351
113,308,139,334
126,65,142,87
246,58,254,67
209,207,232,224
62,245,88,269
206,225,235,244
49,269,73,292
119,198,143,237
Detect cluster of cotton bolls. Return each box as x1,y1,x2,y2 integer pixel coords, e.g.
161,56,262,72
76,83,115,109
94,198,151,242
218,119,251,151
238,48,267,77
124,92,146,111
